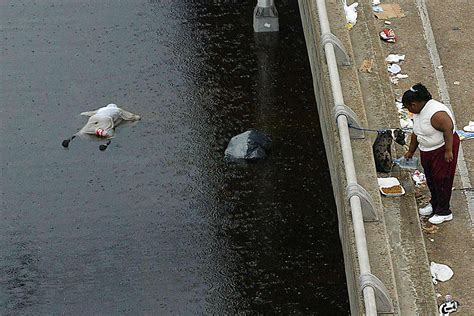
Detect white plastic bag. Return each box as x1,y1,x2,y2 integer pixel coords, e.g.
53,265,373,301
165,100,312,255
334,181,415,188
430,262,454,284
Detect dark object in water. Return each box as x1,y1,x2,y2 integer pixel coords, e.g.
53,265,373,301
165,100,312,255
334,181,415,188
225,129,272,161
373,130,393,173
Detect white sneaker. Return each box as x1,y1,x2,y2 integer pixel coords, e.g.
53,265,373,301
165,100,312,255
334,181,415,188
419,204,433,216
428,214,453,224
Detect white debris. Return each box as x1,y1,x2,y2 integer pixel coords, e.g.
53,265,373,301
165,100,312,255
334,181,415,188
385,54,405,63
343,1,359,28
430,262,454,285
372,0,381,5
387,63,402,74
453,81,460,85
412,170,427,186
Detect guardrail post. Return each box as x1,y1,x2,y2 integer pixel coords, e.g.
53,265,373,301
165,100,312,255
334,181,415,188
346,183,378,222
334,104,365,139
321,33,351,66
253,0,279,32
360,273,395,313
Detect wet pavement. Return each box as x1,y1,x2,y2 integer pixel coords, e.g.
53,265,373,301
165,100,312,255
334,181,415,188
0,0,349,314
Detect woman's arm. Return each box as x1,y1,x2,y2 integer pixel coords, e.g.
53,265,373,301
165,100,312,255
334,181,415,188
431,111,454,162
405,133,418,159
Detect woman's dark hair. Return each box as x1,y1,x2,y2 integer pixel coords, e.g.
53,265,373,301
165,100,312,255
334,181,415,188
402,83,432,106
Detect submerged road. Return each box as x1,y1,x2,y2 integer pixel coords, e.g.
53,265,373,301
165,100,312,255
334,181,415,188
0,1,349,314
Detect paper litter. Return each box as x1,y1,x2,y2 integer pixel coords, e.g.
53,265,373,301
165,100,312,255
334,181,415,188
385,54,405,63
387,64,402,74
343,1,359,29
439,295,460,316
463,121,474,132
380,28,397,43
457,130,474,140
374,4,405,19
430,262,454,284
359,58,374,73
412,170,426,185
372,5,383,12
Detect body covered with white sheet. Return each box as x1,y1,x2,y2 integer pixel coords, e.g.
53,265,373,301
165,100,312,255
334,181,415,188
62,103,140,150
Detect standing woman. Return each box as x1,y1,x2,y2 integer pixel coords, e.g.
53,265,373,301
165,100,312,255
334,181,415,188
403,83,460,224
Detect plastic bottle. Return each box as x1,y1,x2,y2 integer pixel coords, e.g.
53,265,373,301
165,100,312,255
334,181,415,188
393,156,419,169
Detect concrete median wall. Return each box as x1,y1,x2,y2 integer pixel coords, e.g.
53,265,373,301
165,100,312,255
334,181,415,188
298,1,362,313
298,0,439,314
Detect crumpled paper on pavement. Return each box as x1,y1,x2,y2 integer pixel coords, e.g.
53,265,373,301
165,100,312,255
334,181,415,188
430,262,454,284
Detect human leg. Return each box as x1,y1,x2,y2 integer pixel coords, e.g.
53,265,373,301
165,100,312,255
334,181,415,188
420,150,438,211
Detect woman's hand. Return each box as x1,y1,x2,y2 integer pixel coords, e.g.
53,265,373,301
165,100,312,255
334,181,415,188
404,150,415,160
445,150,453,162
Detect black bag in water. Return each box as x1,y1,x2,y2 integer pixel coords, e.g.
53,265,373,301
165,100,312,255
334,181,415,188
225,129,272,161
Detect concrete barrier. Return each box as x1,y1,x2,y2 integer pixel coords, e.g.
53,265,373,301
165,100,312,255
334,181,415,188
298,0,438,314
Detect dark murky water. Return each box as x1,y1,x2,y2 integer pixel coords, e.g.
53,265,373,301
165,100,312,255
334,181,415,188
0,0,349,314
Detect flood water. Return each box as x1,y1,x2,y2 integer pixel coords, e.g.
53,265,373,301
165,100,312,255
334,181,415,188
0,0,349,314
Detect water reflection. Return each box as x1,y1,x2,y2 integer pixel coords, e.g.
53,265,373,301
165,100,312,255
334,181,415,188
0,0,349,314
175,0,349,313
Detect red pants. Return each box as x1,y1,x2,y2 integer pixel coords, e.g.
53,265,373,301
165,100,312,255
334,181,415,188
420,133,460,216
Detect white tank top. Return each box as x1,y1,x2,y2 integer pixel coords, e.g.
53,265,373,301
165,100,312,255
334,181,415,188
413,99,455,151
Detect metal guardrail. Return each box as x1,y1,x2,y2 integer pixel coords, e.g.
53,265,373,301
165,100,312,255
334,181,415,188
313,0,394,314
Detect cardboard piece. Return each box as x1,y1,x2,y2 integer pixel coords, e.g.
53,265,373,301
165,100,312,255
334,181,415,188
359,58,374,73
374,4,405,19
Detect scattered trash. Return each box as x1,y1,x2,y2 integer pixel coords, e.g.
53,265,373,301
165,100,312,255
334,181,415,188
62,104,141,151
385,54,405,63
372,0,380,5
430,262,454,285
378,177,405,196
395,101,403,111
429,238,434,242
422,224,439,234
390,77,400,85
225,129,272,161
384,20,392,25
456,130,474,140
439,294,460,316
393,156,418,169
387,63,402,74
436,293,442,298
437,65,444,69
373,130,393,173
359,58,374,73
372,5,384,12
390,73,409,85
380,28,397,43
343,0,359,29
264,23,271,28
462,121,474,132
453,81,460,85
412,169,427,185
374,3,405,19
399,117,413,129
